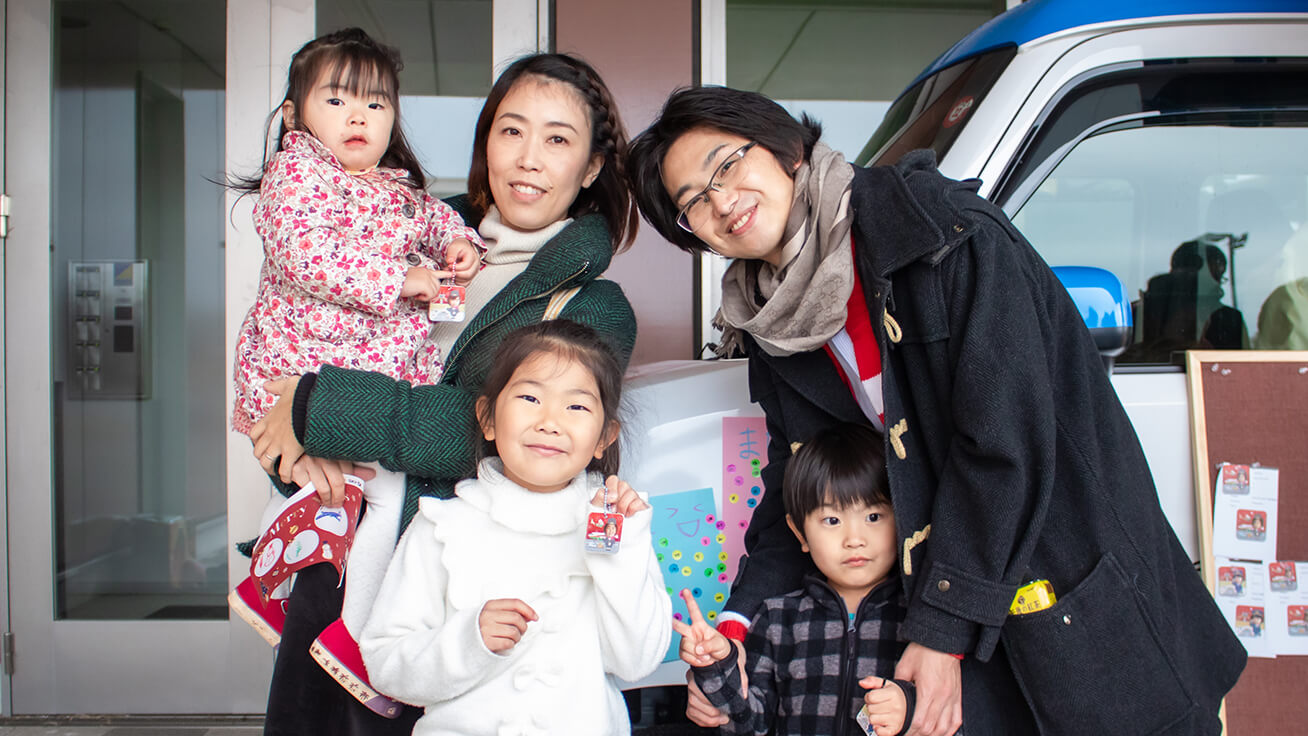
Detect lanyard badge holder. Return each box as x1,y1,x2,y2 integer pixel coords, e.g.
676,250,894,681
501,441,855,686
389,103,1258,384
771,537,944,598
585,485,624,554
406,251,466,323
428,276,465,323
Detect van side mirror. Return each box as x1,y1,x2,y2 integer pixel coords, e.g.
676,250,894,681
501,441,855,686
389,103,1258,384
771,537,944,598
1052,265,1133,373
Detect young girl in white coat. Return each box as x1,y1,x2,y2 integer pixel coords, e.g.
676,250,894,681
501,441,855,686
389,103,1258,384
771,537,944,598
360,320,671,735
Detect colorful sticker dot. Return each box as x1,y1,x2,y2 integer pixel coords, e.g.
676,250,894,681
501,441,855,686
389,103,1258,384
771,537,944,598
733,476,743,486
719,552,729,562
692,588,703,597
705,514,715,523
672,550,682,560
717,563,727,572
657,553,664,562
716,533,726,543
669,564,679,572
739,520,748,529
673,612,683,621
704,568,714,577
659,537,669,547
747,498,758,508
751,486,761,495
707,611,717,620
681,567,692,577
714,593,725,603
693,552,704,562
729,493,739,504
701,537,711,546
718,573,729,583
726,464,736,472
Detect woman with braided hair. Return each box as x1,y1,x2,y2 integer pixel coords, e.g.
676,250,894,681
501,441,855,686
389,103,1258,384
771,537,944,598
247,52,639,735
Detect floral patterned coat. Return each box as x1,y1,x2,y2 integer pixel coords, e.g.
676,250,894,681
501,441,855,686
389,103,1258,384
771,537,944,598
232,131,482,433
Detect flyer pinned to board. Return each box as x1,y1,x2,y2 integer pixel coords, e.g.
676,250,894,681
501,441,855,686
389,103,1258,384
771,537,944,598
1212,463,1279,563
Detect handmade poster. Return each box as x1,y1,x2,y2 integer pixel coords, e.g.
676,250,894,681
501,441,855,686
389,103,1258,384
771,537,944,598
1215,556,1271,658
720,416,769,581
1266,561,1308,656
651,487,731,662
1212,465,1278,562
250,476,365,605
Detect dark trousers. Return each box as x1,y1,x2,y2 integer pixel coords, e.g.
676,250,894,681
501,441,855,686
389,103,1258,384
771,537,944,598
263,562,422,736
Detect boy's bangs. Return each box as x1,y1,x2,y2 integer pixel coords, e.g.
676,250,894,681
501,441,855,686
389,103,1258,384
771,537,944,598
821,467,887,511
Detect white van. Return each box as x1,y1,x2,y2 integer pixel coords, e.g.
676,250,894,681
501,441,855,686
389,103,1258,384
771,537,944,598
851,0,1308,559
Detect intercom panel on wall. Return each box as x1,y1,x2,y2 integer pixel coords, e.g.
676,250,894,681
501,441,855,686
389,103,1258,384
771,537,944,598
67,260,150,399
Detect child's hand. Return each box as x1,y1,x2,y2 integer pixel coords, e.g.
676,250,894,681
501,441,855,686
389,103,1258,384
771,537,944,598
859,676,907,736
589,476,649,516
478,598,538,654
400,266,453,302
672,589,734,667
445,239,481,286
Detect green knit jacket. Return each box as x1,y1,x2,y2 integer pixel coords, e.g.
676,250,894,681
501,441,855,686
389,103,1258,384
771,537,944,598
292,197,637,535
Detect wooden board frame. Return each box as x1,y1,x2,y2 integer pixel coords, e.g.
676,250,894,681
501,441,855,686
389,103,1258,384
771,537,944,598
1186,349,1308,733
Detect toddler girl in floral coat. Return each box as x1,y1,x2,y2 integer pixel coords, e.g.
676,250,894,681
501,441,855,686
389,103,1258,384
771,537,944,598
232,27,482,436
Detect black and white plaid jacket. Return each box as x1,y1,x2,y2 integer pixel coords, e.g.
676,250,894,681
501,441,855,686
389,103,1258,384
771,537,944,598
694,575,915,736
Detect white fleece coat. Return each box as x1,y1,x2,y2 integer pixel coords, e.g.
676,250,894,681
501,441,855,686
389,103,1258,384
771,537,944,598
360,459,672,735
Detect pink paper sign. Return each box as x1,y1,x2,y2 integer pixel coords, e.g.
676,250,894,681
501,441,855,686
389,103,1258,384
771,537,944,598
720,416,769,583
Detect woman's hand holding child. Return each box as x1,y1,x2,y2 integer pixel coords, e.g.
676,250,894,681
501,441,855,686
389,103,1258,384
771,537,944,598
251,377,305,479
860,676,908,736
478,598,539,654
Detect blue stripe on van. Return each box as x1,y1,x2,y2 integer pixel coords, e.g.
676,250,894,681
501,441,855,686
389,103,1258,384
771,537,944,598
905,0,1308,94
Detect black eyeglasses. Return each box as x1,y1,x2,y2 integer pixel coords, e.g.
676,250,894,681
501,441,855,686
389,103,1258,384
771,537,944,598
676,141,757,234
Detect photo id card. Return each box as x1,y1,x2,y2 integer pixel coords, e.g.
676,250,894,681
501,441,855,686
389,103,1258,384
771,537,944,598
1212,464,1278,563
585,512,624,554
428,284,466,322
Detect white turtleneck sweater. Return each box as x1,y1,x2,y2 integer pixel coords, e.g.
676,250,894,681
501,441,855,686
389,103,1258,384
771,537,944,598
360,458,672,736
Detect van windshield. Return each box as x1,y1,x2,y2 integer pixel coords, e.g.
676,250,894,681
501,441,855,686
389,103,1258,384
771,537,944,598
855,46,1014,167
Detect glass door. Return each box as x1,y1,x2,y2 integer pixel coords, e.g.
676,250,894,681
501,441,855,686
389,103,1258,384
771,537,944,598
2,0,546,715
3,0,267,713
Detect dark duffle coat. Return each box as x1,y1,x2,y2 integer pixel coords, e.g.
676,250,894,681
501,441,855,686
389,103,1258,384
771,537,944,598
728,150,1245,735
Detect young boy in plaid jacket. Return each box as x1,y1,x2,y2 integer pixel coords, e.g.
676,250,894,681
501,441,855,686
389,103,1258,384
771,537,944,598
674,424,918,736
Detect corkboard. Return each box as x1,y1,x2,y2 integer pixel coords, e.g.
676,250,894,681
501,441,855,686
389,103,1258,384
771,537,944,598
1187,350,1308,733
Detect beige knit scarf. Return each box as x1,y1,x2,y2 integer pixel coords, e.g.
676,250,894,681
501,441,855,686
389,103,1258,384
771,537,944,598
717,142,856,357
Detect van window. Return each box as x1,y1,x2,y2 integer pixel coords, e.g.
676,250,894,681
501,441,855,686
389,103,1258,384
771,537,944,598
725,1,1001,163
1003,61,1308,366
1011,117,1308,364
857,46,1015,167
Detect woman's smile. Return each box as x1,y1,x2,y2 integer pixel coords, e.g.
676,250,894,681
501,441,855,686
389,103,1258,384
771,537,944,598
486,77,603,232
